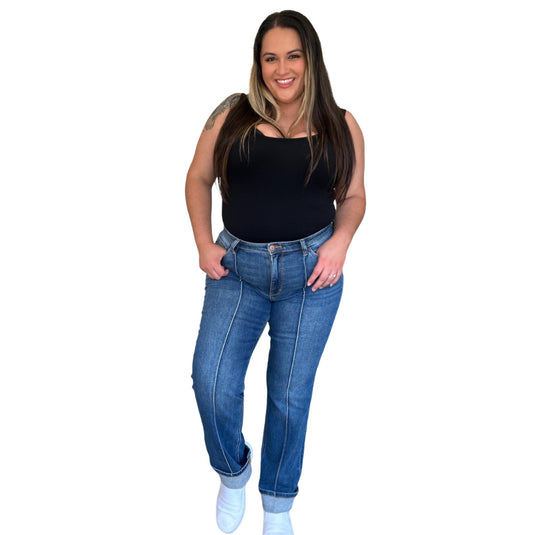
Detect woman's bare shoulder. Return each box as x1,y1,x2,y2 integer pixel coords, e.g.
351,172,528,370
343,109,361,129
203,93,244,131
343,109,364,143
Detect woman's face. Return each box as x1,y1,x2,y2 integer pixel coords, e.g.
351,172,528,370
260,27,306,107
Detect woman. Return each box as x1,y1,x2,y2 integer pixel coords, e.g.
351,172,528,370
186,10,365,535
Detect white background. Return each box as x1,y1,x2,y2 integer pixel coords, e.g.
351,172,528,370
1,1,534,534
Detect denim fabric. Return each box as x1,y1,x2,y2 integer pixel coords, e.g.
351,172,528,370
191,223,343,513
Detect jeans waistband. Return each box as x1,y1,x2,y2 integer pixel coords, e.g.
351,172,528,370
218,223,334,254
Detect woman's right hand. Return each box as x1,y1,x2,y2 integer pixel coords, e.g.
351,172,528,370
199,243,230,280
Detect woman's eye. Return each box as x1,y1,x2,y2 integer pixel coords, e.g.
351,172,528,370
264,57,276,62
289,54,301,60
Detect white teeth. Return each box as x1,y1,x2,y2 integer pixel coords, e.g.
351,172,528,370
277,78,294,84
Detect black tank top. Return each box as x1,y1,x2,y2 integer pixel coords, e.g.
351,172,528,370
222,129,336,242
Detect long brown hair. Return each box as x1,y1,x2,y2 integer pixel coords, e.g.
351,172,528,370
214,10,355,204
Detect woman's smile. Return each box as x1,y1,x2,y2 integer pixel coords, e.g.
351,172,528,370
276,77,296,87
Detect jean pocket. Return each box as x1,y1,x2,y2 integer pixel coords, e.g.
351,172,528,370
306,226,333,258
215,232,231,253
215,233,237,274
307,245,319,258
307,237,328,257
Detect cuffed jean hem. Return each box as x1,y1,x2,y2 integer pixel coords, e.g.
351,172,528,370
260,492,296,513
218,444,253,489
219,462,252,489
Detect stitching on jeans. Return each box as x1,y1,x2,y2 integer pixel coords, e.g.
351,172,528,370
270,252,284,298
273,286,306,491
302,247,308,286
212,280,243,475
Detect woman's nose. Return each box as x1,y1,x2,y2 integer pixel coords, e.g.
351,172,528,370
276,59,289,75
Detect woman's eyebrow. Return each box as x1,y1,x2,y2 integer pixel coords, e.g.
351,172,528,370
262,48,304,57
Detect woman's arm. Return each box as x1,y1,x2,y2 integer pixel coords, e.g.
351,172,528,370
185,94,241,280
307,110,366,291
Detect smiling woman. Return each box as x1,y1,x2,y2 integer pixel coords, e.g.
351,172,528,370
185,9,365,535
260,27,306,111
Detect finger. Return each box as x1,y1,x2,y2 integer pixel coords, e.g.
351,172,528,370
205,262,229,280
216,257,230,278
307,265,323,288
312,270,339,291
311,269,331,292
213,265,229,279
308,260,331,290
329,272,341,286
312,277,329,291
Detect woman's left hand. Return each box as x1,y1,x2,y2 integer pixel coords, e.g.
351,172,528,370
306,235,348,292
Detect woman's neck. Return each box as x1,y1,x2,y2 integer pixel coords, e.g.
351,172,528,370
277,102,306,137
278,110,306,136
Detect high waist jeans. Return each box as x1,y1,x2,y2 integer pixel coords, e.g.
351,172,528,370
191,223,343,513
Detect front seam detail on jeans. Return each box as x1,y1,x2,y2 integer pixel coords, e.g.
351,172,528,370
212,280,243,475
273,286,306,491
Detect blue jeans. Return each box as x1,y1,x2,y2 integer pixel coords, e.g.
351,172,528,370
191,224,343,513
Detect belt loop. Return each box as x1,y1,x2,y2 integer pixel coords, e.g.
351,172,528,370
230,238,240,252
299,238,308,256
222,228,240,252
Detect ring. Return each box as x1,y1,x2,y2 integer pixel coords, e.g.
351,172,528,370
329,273,336,278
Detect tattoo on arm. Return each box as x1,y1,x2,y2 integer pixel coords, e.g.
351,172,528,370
203,93,242,131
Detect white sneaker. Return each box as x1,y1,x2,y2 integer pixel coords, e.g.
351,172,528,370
263,511,294,535
216,483,246,533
